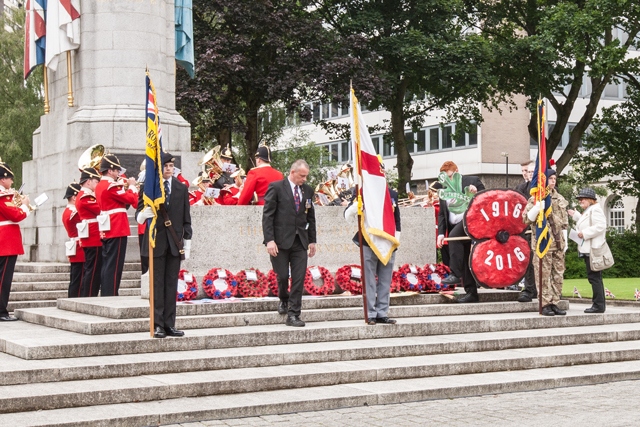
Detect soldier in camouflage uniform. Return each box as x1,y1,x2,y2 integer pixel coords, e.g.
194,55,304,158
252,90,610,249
522,169,569,316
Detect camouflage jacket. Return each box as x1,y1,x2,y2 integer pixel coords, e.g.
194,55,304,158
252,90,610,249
523,189,569,252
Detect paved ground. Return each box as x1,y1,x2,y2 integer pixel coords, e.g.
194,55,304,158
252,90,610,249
172,380,640,426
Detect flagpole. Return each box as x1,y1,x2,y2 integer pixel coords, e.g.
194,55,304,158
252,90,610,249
351,85,369,323
66,51,74,107
43,66,50,114
148,225,155,337
537,97,544,315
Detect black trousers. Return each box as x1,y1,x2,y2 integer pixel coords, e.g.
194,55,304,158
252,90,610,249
448,222,477,296
152,251,181,329
81,246,102,297
68,262,84,298
138,234,148,275
584,256,605,310
270,235,307,317
101,237,127,297
0,255,17,317
522,234,536,295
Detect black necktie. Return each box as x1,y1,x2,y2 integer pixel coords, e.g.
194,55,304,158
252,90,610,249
164,180,170,205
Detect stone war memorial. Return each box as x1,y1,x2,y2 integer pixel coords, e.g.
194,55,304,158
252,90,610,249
3,1,640,426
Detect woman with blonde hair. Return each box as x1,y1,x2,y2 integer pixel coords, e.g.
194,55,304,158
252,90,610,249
567,188,607,313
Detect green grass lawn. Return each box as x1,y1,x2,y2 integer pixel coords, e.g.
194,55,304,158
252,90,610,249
563,278,640,300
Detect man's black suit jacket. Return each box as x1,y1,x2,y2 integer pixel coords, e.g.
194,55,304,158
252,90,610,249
262,179,316,250
137,177,193,258
437,175,485,236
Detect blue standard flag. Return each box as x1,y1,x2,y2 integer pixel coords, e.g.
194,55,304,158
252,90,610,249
529,98,551,258
144,71,165,247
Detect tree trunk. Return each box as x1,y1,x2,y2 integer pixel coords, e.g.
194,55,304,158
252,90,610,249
244,104,260,173
635,197,640,230
390,83,413,197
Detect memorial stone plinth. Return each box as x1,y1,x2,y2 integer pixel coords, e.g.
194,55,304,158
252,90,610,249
20,0,192,262
184,205,436,279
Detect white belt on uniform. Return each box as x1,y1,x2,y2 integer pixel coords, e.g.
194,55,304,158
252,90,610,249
0,220,19,226
85,218,98,224
101,208,127,216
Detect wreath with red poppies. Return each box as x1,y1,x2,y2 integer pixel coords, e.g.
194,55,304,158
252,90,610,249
419,263,454,293
335,264,363,295
266,270,279,297
202,268,238,299
236,269,269,297
177,269,198,301
392,264,427,292
303,266,335,296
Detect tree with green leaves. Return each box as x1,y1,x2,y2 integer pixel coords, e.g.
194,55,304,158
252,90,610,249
176,0,328,173
571,87,640,227
477,0,640,173
312,0,497,196
0,7,43,185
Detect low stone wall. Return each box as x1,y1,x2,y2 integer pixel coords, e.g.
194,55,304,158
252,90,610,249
182,205,436,278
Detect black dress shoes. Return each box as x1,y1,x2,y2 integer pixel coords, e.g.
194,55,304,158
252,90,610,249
165,327,185,337
0,315,18,321
517,292,535,303
541,305,555,316
153,326,166,338
375,317,397,324
550,304,566,316
277,301,287,315
285,315,305,327
455,293,479,303
367,318,377,325
584,307,605,314
442,275,461,285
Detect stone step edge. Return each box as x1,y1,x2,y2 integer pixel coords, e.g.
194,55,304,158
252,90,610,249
14,301,552,335
1,360,640,426
5,311,640,360
1,327,639,386
2,343,640,413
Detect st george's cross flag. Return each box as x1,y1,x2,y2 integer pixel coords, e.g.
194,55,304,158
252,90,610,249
24,0,47,79
349,87,399,265
143,71,166,248
605,288,616,299
45,0,80,71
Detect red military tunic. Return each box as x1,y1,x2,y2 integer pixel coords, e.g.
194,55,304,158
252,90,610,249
0,190,28,256
216,186,240,205
62,205,85,263
237,165,284,205
95,177,138,238
189,189,203,206
76,189,102,247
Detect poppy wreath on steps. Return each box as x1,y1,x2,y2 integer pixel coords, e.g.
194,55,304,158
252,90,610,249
202,268,238,299
464,189,531,288
419,263,453,293
335,264,363,295
236,269,269,297
392,264,427,292
302,266,335,296
177,269,198,301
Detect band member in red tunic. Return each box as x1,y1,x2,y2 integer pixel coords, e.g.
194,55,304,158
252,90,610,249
0,159,30,321
237,146,284,206
95,154,138,296
189,172,217,206
62,182,85,297
76,167,103,297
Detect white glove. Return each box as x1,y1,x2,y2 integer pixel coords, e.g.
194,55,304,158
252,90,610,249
173,167,181,177
396,231,401,243
527,201,543,222
344,202,358,222
562,230,568,253
136,206,154,224
183,239,191,260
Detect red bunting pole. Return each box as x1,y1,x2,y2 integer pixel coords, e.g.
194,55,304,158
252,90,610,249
538,258,543,315
149,231,155,337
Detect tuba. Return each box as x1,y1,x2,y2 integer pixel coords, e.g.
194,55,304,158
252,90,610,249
78,144,105,172
198,146,224,181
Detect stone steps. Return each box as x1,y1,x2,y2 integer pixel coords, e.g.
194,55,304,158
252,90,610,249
11,270,141,282
11,279,141,292
6,300,56,312
14,262,142,274
9,288,140,302
15,299,541,335
2,357,640,424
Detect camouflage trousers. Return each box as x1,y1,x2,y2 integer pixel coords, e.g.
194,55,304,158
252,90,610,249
532,249,565,306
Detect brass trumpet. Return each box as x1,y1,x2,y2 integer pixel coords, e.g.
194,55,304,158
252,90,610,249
12,189,36,212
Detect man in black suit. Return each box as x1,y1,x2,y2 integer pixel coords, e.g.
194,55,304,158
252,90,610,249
262,159,317,327
515,160,537,302
136,152,192,338
436,161,485,303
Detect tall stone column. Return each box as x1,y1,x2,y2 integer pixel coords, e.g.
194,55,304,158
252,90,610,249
21,0,192,262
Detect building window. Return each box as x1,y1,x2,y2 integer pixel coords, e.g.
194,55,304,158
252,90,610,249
416,130,426,152
405,132,415,153
341,141,350,161
429,128,440,151
609,198,625,233
442,126,453,149
383,137,393,157
371,136,381,154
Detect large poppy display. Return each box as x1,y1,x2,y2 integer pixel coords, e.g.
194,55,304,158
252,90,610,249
464,189,531,288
